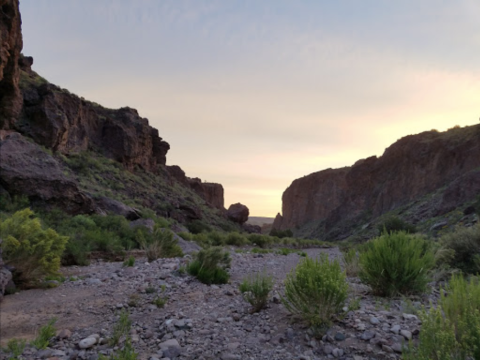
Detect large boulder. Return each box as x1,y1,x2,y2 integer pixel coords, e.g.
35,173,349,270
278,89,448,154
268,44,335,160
0,132,96,214
227,203,249,224
95,196,141,220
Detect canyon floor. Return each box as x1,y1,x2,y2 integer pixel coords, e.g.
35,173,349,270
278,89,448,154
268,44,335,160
0,247,431,360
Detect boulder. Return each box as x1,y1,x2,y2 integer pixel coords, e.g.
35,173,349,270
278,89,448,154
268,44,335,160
0,239,13,302
0,132,96,214
242,223,261,234
227,203,249,224
95,196,141,220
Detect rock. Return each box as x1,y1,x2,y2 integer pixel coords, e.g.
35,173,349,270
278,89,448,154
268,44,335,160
159,338,182,358
0,132,96,214
334,332,346,341
242,223,262,234
78,336,97,349
188,177,225,210
57,329,72,339
227,203,249,224
361,331,375,341
390,325,401,335
130,218,155,231
0,239,13,302
392,342,403,353
370,316,380,325
95,196,141,220
323,345,333,355
332,348,344,358
400,329,412,340
0,0,23,129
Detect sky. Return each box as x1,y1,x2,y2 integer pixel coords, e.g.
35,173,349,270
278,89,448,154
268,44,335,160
20,0,480,217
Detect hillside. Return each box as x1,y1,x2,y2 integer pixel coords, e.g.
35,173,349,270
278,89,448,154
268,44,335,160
0,0,241,231
273,125,480,241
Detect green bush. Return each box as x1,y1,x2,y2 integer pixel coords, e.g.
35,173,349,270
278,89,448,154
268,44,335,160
283,254,348,331
140,228,183,262
103,309,138,360
4,338,26,359
343,248,360,277
239,271,274,312
377,215,416,235
225,232,248,246
187,247,231,285
31,318,56,350
359,232,434,297
248,234,273,248
269,228,293,238
404,275,480,360
439,224,480,274
186,220,211,234
0,209,68,287
123,256,135,267
206,231,226,246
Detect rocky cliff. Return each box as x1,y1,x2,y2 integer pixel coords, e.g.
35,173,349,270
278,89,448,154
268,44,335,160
274,126,480,240
0,0,22,128
0,0,236,228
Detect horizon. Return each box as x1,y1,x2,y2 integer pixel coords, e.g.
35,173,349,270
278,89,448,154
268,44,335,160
20,1,480,217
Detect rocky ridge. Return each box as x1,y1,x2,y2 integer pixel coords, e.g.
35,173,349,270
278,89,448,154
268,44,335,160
0,248,430,360
273,126,480,240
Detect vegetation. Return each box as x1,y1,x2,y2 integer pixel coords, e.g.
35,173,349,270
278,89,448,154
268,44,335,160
123,256,135,267
102,309,138,360
283,254,348,333
439,224,480,274
269,228,293,238
140,227,183,262
359,232,434,297
404,275,480,360
187,247,231,285
0,209,68,287
376,215,416,235
343,248,360,277
31,318,57,350
3,339,26,359
239,271,274,312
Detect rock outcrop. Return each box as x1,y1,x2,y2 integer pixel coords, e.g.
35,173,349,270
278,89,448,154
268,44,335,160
227,203,249,224
0,131,96,214
274,126,480,240
188,178,225,210
0,0,23,129
17,72,170,171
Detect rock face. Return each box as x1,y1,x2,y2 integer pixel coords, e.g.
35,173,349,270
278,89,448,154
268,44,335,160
188,178,225,210
0,131,96,214
227,203,249,224
0,0,23,129
95,196,141,220
17,74,170,171
274,126,480,239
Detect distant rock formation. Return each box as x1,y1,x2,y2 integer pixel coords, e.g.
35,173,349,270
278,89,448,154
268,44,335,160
274,126,480,240
0,0,23,129
227,203,249,224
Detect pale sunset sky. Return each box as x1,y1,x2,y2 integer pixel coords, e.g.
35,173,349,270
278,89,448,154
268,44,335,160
20,1,480,217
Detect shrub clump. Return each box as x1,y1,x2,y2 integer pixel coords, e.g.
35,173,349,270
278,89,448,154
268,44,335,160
239,271,274,312
283,254,348,332
377,215,416,235
404,275,480,360
140,227,183,262
439,224,480,274
0,209,68,287
31,318,57,349
359,232,434,297
187,247,231,285
343,248,360,277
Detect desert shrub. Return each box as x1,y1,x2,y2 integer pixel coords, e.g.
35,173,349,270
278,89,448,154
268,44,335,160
187,247,231,285
154,216,170,229
206,231,226,246
123,256,135,267
343,248,360,277
177,231,194,241
270,228,293,238
187,220,211,234
110,309,132,346
140,228,183,262
248,234,273,248
0,209,68,287
404,275,480,360
283,254,348,331
4,338,26,359
0,194,30,213
359,232,435,297
377,215,416,235
239,271,274,312
191,233,210,248
31,318,56,349
439,224,480,274
225,232,248,246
